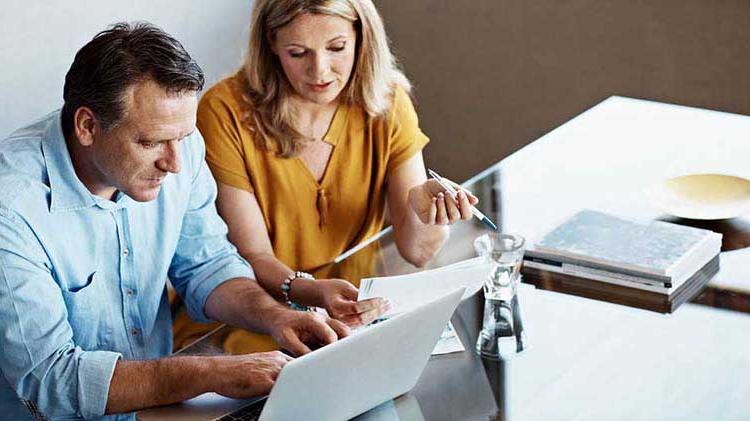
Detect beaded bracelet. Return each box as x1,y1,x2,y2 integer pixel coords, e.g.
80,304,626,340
280,271,315,310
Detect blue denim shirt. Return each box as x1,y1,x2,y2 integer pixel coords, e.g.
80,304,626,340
0,112,253,420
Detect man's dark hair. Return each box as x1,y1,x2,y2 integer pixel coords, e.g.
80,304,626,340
61,22,205,136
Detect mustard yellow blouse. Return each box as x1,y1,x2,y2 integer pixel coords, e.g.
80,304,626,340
172,74,429,353
196,73,429,275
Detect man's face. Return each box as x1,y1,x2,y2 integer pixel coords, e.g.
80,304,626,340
84,80,197,202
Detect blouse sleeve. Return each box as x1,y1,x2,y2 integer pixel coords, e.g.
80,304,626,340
197,86,254,193
385,85,430,174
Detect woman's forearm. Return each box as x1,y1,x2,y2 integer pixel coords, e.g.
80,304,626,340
242,251,293,298
393,211,449,267
241,251,323,307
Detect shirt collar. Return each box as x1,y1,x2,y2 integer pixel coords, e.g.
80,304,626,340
322,102,349,146
41,111,132,212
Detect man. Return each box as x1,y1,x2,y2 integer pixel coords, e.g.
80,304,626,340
0,22,351,420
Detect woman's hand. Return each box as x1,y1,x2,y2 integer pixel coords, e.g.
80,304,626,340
313,279,391,328
407,179,479,225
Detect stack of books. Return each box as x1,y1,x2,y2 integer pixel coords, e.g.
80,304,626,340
522,210,722,313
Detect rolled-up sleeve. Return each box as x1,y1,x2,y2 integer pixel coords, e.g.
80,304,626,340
0,208,122,419
168,133,254,323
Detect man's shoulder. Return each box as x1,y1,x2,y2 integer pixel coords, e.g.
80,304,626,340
0,113,55,210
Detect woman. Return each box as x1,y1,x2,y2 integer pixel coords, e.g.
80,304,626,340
174,0,478,351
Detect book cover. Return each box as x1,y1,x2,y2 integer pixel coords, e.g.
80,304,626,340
535,210,721,277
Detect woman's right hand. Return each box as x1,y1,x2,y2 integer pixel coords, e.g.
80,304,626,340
313,279,391,328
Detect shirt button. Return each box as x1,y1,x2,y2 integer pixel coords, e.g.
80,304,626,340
131,328,139,337
122,249,129,257
126,288,135,296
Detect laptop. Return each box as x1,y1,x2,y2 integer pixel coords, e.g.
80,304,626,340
139,288,464,421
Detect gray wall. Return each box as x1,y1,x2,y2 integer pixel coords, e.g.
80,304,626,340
0,0,253,138
377,0,750,182
3,1,748,181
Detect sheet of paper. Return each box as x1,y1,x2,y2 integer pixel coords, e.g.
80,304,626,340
355,257,493,355
358,258,494,317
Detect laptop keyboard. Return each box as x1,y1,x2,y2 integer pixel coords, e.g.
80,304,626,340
217,399,265,421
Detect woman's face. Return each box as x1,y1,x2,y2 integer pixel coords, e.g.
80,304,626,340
272,13,357,106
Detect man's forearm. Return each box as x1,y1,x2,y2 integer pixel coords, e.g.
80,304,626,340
105,356,214,414
204,277,287,334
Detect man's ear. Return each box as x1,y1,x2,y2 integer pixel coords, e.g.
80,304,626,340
72,107,99,147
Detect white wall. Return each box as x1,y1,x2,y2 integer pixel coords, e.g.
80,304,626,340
0,0,253,137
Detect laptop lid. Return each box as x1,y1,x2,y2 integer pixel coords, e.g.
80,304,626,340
259,287,464,420
139,287,464,420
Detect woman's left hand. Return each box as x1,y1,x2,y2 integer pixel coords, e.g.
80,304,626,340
314,279,391,328
407,179,479,225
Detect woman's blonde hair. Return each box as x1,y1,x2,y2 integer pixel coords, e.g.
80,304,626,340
241,0,411,157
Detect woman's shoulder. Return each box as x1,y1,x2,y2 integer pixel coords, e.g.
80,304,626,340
197,73,261,154
390,83,411,104
199,72,250,116
382,83,418,126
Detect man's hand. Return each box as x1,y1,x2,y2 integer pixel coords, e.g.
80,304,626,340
313,279,391,328
106,352,292,414
266,308,351,356
211,352,293,399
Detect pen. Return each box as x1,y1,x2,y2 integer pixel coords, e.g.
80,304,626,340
427,169,499,231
